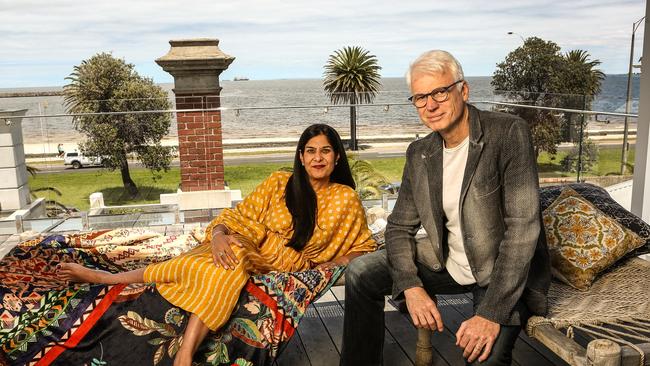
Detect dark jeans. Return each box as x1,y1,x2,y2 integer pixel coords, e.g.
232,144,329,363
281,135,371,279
340,250,525,366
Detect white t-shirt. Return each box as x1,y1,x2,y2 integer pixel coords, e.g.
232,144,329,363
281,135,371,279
442,136,476,285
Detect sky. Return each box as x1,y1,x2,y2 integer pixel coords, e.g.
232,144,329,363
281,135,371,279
0,0,646,88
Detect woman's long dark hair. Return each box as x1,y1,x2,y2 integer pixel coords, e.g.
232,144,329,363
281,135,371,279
285,124,355,250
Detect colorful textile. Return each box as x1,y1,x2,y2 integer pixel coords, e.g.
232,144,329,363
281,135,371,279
542,187,645,290
0,229,344,365
145,171,374,331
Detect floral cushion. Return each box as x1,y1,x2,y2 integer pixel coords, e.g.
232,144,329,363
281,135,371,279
540,183,650,258
542,187,645,291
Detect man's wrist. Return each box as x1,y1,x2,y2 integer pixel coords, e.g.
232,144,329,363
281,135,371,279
403,286,425,296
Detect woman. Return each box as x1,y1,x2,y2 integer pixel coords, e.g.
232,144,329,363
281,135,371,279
59,124,376,366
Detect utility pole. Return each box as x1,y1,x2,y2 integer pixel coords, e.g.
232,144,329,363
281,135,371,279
621,16,645,175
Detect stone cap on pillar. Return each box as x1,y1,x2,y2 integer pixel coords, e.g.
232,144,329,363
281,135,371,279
156,38,235,95
0,109,27,146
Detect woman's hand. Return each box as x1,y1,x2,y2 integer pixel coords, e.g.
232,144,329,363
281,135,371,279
314,260,342,270
210,227,243,270
314,252,363,270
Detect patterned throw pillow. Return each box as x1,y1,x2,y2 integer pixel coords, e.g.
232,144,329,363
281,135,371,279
540,183,650,258
542,187,645,291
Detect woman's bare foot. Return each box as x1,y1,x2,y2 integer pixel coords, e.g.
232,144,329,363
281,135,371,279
58,263,111,283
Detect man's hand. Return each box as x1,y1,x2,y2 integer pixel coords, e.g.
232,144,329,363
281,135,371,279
403,287,443,332
456,315,500,363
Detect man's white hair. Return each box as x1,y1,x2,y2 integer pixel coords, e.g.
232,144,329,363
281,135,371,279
406,50,465,89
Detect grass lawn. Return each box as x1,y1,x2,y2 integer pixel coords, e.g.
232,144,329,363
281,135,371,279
537,146,635,178
29,162,291,211
29,147,634,211
30,168,181,211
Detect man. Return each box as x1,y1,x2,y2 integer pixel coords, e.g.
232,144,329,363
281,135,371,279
340,50,550,366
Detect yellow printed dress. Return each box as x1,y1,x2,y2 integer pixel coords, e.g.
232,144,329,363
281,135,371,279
143,171,376,330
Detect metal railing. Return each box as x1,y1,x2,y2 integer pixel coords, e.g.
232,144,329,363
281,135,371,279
1,96,639,222
1,101,639,120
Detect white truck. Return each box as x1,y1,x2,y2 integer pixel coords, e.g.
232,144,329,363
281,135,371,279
64,152,103,169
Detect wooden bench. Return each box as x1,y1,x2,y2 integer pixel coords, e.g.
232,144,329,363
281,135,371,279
334,256,650,366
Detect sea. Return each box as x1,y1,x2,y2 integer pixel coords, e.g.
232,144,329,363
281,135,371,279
0,75,640,145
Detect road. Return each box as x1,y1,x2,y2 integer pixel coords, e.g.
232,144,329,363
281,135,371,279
32,149,408,173
30,139,634,174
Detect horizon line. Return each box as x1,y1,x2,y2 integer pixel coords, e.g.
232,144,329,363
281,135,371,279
0,73,637,91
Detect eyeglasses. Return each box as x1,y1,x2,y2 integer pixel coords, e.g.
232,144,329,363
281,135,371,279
408,79,464,108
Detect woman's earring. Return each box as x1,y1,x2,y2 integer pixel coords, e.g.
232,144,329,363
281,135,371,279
335,160,338,165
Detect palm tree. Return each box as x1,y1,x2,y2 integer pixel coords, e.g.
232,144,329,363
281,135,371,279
323,46,382,150
562,50,605,98
347,156,391,199
559,50,605,144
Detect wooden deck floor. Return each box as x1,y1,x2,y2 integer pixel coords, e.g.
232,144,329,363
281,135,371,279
0,224,571,365
275,288,569,366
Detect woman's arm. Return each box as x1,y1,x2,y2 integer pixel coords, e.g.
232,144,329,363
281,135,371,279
314,252,364,270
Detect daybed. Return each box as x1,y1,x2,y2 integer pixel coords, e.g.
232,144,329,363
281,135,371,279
414,184,650,366
0,228,345,365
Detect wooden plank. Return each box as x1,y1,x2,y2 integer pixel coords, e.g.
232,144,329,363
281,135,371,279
297,305,340,366
462,293,569,365
383,330,417,366
276,330,311,366
327,287,413,365
445,293,567,366
331,286,459,365
430,294,501,366
388,298,465,366
313,301,345,350
531,324,588,366
384,305,449,365
621,343,650,366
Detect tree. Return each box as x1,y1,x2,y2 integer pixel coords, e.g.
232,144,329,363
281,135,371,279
560,50,605,142
492,37,565,157
323,46,382,150
492,39,605,158
561,50,605,98
561,139,599,174
347,156,391,199
63,53,173,197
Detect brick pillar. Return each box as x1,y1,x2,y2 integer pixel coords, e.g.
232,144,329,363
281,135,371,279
156,39,234,192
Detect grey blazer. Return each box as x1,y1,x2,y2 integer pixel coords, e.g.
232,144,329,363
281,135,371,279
385,104,551,326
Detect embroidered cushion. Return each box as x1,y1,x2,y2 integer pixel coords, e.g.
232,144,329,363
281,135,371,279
540,183,650,258
542,187,645,291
